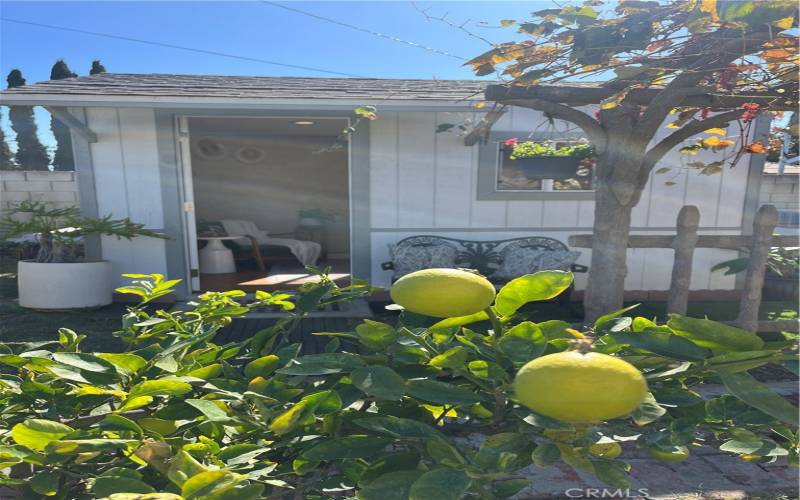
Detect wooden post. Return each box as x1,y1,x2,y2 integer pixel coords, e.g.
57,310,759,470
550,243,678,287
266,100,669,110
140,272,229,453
737,205,779,331
667,205,700,315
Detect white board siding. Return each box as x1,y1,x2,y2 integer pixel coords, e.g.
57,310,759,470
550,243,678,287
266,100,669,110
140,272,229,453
86,107,167,286
368,107,758,291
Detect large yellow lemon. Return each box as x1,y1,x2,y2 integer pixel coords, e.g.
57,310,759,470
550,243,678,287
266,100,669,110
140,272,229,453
389,268,495,318
514,351,648,423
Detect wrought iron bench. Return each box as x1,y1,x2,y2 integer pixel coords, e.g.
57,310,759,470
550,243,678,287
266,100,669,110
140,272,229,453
381,235,587,313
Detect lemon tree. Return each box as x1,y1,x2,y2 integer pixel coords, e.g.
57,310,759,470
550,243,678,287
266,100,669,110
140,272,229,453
0,270,796,499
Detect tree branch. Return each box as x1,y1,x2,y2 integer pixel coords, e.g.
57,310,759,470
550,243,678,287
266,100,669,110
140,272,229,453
503,99,607,153
634,31,771,145
640,109,743,180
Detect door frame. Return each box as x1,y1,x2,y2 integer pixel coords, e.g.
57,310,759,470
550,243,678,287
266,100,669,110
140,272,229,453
172,113,357,294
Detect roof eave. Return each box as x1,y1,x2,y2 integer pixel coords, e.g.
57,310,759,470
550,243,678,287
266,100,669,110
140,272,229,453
0,93,481,111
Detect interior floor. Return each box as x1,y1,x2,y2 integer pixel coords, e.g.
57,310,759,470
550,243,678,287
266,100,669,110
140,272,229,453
199,258,350,292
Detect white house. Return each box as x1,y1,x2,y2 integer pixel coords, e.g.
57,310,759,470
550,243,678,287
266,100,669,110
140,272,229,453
0,73,768,299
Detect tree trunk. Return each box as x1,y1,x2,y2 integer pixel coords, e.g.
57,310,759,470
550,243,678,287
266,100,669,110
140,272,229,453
583,177,634,323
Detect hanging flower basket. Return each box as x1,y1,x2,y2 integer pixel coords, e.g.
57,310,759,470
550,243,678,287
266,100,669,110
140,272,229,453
504,139,594,181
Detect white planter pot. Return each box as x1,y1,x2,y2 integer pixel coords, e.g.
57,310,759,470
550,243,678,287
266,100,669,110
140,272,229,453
17,260,113,309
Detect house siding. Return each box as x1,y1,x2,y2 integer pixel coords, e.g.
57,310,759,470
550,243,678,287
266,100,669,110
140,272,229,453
367,107,754,290
84,107,168,286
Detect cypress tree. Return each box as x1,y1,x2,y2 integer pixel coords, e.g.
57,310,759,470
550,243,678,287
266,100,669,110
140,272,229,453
0,109,17,170
6,70,50,171
90,60,107,75
49,60,76,171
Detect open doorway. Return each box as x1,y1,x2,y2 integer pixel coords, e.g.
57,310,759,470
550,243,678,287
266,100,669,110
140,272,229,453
186,116,351,292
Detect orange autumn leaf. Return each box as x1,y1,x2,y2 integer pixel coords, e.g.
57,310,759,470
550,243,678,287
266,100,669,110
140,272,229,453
703,128,726,135
744,143,767,154
701,136,735,151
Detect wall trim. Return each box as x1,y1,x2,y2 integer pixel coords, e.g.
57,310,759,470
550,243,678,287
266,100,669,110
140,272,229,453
68,107,101,260
369,226,744,233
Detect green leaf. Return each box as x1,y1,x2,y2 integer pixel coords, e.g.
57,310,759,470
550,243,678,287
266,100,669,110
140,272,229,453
355,320,398,351
359,451,421,485
718,371,798,427
30,471,60,496
94,476,155,497
181,470,247,500
474,433,528,469
594,304,640,330
719,437,788,456
52,352,117,373
354,416,443,439
537,320,574,339
630,392,667,426
351,366,406,401
128,379,193,399
11,419,74,451
409,468,471,500
186,399,231,422
302,436,392,460
406,379,482,405
46,439,138,455
429,347,468,369
668,315,764,352
116,396,154,413
707,350,785,373
493,479,529,498
495,271,574,317
591,460,630,489
276,353,366,375
532,442,561,466
269,391,339,435
431,311,489,330
357,470,424,500
467,360,506,381
243,355,280,379
498,322,547,364
607,330,709,361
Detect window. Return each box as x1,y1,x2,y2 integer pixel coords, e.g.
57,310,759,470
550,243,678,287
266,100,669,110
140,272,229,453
477,133,595,201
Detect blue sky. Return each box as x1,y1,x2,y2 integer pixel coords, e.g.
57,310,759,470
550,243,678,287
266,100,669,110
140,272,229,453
0,1,543,154
0,1,543,82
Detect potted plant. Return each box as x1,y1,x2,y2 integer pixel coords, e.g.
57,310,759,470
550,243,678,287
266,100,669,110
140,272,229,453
297,208,336,228
503,138,595,180
0,201,167,309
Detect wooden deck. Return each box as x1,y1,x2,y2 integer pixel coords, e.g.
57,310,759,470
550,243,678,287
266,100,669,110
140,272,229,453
200,259,350,292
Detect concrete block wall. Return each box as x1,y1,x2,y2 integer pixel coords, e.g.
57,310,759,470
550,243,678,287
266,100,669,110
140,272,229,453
759,173,798,211
0,170,79,212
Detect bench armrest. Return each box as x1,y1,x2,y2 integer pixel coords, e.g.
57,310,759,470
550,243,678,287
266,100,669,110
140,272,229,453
570,263,588,273
381,261,395,271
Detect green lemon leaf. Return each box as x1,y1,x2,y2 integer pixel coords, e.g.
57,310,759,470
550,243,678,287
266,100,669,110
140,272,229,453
718,371,798,427
590,460,631,489
351,365,406,401
302,436,392,460
11,419,74,451
607,330,710,361
667,315,764,352
243,355,280,379
128,380,193,399
181,470,243,499
406,380,482,405
96,353,148,375
116,396,154,413
355,320,398,351
357,470,424,500
495,271,574,317
30,471,61,496
497,322,547,364
409,468,471,500
93,475,155,497
354,416,443,439
429,347,468,369
52,352,117,373
276,353,366,376
186,399,231,423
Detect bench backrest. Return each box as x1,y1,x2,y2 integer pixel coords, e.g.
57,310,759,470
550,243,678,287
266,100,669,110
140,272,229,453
390,235,570,277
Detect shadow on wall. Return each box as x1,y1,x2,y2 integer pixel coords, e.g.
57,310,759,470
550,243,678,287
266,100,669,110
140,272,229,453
190,134,349,255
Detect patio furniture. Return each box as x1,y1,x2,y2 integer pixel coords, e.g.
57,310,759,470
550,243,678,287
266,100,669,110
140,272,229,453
198,236,240,274
381,235,587,312
219,219,322,271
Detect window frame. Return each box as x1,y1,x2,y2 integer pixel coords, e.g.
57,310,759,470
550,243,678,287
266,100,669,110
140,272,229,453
476,131,595,201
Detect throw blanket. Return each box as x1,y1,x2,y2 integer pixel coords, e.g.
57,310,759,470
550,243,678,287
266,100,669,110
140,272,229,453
220,219,321,266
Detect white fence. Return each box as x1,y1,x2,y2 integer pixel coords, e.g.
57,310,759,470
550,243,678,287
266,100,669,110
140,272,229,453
0,170,78,212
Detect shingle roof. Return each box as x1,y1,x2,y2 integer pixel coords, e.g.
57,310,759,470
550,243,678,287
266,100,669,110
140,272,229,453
1,73,489,101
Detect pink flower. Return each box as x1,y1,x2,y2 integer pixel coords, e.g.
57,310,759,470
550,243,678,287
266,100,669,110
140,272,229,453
504,137,518,146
